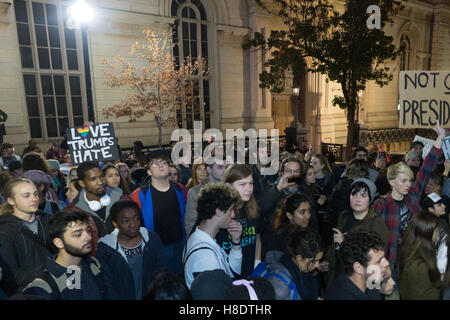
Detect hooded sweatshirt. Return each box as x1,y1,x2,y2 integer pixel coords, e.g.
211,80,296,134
96,227,166,300
0,211,54,291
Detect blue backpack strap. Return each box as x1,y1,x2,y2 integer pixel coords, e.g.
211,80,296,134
250,262,300,300
268,270,300,300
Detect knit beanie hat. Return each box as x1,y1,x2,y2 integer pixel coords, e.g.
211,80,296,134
352,178,377,202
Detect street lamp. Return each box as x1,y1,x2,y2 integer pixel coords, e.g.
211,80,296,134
67,0,95,122
292,80,301,126
67,0,94,27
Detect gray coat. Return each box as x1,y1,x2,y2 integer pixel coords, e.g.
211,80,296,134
73,186,123,236
184,180,209,237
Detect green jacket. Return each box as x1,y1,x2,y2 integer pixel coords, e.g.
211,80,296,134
399,256,440,300
325,208,389,288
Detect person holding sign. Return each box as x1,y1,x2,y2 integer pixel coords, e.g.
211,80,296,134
373,124,447,271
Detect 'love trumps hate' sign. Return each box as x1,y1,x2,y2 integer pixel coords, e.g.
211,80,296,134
66,122,119,165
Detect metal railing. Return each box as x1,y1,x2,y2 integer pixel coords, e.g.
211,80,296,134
366,128,436,144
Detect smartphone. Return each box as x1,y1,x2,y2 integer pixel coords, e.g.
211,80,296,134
287,177,302,184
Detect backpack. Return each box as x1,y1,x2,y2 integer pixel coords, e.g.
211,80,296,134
250,261,300,300
182,243,217,281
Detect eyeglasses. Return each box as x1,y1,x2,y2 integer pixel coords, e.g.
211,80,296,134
150,160,168,167
285,169,300,174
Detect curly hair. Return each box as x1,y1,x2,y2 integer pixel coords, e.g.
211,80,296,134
346,158,369,179
22,152,51,174
196,182,239,222
340,232,385,276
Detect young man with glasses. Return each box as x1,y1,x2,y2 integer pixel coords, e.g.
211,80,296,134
130,156,187,275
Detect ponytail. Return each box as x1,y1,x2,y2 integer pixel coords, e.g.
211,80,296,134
0,203,14,216
0,178,35,216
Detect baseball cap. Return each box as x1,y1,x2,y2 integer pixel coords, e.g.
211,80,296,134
47,159,60,171
422,192,444,209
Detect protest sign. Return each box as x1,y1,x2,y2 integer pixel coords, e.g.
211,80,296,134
413,135,434,160
66,122,119,165
399,71,450,128
443,136,450,160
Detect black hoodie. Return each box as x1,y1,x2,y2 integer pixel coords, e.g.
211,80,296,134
0,211,54,292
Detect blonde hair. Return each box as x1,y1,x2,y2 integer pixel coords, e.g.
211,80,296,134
313,154,332,173
387,162,414,181
223,164,259,220
0,178,35,216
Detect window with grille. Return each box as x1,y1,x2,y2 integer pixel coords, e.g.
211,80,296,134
171,0,211,130
14,0,87,139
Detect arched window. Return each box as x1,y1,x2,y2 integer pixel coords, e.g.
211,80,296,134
399,34,410,71
171,0,210,130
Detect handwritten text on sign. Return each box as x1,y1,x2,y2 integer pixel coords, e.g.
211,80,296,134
399,71,450,128
66,123,119,165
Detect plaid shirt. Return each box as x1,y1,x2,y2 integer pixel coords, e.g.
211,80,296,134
373,146,440,268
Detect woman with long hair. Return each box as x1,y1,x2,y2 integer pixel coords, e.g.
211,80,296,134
186,158,208,189
117,162,134,192
266,194,315,255
216,164,262,277
103,164,129,195
310,154,335,198
397,211,441,300
264,228,324,300
303,165,319,198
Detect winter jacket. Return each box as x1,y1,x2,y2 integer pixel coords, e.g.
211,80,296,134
325,208,389,287
130,181,187,242
0,253,17,297
316,171,336,197
399,255,440,300
96,227,166,300
185,179,209,237
23,256,107,300
326,275,382,300
264,250,320,300
373,146,440,268
0,211,54,291
68,187,125,237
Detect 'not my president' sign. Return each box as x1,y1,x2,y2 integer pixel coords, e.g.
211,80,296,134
399,70,450,128
66,122,119,165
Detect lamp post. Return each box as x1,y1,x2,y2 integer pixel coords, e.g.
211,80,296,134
67,0,95,123
284,76,308,153
292,81,301,127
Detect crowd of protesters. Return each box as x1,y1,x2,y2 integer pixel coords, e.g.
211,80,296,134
0,124,450,301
